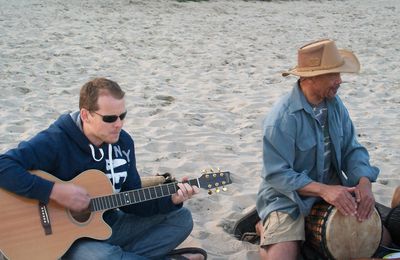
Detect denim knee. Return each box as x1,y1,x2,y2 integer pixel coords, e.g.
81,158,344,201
172,207,194,237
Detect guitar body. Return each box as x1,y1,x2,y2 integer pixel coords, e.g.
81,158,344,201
0,170,113,260
0,168,232,260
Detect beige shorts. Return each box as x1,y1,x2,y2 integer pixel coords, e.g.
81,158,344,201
260,211,305,246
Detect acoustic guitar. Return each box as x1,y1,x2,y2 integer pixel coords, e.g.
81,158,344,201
0,169,232,260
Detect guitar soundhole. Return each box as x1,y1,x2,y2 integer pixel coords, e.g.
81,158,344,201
69,210,91,224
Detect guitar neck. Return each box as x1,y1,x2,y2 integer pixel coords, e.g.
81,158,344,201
89,178,200,212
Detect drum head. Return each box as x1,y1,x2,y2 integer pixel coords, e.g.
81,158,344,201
325,207,382,259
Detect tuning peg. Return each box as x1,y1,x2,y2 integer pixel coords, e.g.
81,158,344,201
202,169,207,174
222,186,227,192
210,168,214,173
208,189,212,195
217,167,221,172
215,187,220,193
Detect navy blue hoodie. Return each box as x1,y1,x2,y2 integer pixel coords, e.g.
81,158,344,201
0,112,180,216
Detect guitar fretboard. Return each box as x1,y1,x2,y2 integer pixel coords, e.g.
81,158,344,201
89,179,200,212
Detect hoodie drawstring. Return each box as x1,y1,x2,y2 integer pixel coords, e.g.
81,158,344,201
89,143,116,193
89,144,104,161
108,143,117,193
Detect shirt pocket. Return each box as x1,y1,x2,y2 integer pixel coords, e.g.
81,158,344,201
296,137,316,151
294,137,317,171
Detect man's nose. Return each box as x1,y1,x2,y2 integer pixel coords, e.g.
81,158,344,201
114,118,124,128
336,74,343,85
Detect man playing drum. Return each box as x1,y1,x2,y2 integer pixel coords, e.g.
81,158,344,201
256,39,389,259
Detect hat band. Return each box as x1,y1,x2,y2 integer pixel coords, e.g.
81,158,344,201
296,59,345,72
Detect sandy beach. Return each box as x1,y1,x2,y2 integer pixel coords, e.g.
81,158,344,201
0,0,399,259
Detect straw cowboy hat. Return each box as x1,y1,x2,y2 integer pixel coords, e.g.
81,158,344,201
282,39,360,77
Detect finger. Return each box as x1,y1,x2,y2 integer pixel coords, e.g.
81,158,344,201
357,199,373,221
192,185,200,194
177,183,187,196
177,182,186,190
340,202,354,216
185,184,196,198
346,187,357,193
357,204,369,221
336,203,349,216
357,206,367,221
183,183,193,194
331,194,352,216
365,200,375,220
349,191,358,209
354,188,361,203
342,192,357,216
177,189,185,199
367,205,374,219
357,193,374,221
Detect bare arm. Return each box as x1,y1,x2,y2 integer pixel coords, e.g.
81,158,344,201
298,182,358,216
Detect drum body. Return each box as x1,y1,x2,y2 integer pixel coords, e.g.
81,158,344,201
305,201,382,260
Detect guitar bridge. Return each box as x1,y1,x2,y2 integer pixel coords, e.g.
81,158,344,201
38,202,52,235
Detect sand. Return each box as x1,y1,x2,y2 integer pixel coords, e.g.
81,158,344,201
0,0,399,259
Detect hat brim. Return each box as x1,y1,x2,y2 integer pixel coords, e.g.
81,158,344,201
282,49,360,77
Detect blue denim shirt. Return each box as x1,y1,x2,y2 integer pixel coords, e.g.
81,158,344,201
256,82,379,221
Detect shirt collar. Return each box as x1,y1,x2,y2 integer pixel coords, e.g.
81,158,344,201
288,80,314,115
288,80,339,116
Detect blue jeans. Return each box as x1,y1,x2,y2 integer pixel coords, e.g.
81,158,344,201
62,207,193,260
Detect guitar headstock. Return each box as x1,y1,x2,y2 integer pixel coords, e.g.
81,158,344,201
198,168,232,194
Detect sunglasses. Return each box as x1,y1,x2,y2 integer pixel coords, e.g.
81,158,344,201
92,111,127,123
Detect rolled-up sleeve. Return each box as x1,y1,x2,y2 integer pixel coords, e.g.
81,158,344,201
339,103,379,186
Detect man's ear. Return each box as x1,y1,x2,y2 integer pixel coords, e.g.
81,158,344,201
80,108,90,123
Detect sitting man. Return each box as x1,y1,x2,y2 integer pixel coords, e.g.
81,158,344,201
256,39,384,259
0,78,205,260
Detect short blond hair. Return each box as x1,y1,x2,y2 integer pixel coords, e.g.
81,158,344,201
79,78,125,111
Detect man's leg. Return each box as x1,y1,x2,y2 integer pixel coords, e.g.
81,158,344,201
258,211,304,260
63,208,193,260
119,207,193,258
62,239,148,260
260,241,300,260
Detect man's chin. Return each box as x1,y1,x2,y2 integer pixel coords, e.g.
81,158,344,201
327,90,338,99
107,135,120,144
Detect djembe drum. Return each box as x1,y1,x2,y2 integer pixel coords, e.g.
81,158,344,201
305,201,382,260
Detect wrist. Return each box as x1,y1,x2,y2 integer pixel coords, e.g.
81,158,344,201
171,195,180,205
316,182,328,198
359,177,371,187
298,181,327,197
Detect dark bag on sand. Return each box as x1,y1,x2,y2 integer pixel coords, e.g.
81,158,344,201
386,206,400,246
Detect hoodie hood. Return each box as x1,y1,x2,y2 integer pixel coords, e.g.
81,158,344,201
55,112,92,152
48,112,132,192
